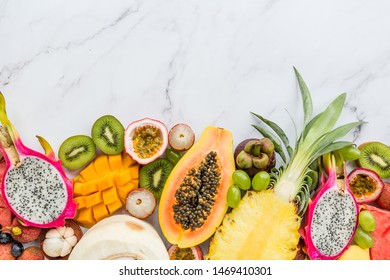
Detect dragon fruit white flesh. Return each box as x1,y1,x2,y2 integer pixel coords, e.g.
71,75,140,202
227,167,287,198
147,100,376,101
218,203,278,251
304,153,358,260
0,92,76,228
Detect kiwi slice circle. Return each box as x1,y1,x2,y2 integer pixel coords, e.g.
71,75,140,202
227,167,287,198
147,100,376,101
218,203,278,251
357,142,390,178
58,135,96,170
140,159,174,199
91,115,125,155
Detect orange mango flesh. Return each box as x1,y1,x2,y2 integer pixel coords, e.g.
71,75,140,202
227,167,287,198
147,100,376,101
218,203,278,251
73,152,139,228
159,126,235,248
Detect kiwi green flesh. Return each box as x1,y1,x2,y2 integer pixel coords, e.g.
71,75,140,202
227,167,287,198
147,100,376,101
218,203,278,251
358,142,390,178
92,115,124,155
140,159,173,199
58,135,96,170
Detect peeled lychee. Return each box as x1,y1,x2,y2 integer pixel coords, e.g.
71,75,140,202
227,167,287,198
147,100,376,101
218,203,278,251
125,188,156,219
168,123,195,151
377,182,390,211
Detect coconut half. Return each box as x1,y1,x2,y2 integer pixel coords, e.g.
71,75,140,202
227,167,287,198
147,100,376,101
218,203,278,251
68,215,169,260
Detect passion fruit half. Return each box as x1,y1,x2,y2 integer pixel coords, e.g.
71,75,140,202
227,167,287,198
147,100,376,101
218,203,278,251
347,168,384,203
124,118,168,165
167,244,203,260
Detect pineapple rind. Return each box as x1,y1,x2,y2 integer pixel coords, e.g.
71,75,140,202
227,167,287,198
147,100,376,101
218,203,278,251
207,189,301,260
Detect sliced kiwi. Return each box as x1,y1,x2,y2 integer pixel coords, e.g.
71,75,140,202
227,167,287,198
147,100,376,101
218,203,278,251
91,115,124,155
358,141,390,178
140,159,174,199
58,135,96,170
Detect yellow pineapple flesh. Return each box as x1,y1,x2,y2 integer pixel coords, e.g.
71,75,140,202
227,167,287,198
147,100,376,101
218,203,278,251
206,189,301,260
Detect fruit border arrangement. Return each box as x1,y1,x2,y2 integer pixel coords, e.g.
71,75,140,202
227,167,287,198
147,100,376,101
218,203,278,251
0,68,389,260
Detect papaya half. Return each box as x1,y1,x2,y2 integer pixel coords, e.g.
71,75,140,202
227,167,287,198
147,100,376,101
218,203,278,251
159,126,235,248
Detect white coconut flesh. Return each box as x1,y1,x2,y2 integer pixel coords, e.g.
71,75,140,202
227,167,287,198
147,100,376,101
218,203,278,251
310,188,357,257
4,156,67,224
68,215,169,260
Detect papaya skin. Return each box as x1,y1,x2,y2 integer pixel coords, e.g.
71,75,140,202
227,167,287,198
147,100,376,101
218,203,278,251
159,126,235,248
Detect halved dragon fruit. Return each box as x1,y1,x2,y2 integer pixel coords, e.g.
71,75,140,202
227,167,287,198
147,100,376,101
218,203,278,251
304,153,359,260
0,93,76,228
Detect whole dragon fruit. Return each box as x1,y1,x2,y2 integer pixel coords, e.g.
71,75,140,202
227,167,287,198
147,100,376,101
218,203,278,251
0,92,76,228
304,153,359,260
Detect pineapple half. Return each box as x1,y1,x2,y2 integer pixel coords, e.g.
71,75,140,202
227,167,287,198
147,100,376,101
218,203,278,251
207,190,300,260
206,68,362,260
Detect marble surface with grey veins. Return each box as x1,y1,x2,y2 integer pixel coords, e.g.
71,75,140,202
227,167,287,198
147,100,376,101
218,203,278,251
0,0,390,249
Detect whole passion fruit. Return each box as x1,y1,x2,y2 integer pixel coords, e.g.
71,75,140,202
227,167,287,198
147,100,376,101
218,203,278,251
234,138,276,178
347,168,384,203
124,118,168,165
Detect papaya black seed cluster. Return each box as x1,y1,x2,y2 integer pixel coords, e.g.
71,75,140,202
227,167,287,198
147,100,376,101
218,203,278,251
173,151,220,230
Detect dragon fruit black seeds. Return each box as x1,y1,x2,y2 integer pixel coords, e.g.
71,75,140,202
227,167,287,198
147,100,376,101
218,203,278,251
4,156,67,224
310,188,357,257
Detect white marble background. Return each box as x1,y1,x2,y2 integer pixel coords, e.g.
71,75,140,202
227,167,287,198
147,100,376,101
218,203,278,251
1,0,390,250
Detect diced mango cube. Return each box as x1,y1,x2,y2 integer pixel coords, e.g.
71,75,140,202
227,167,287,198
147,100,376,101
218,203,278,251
128,165,140,180
79,162,99,181
106,199,123,215
81,181,99,196
84,192,102,208
92,203,109,222
73,196,86,209
93,154,111,175
76,208,95,228
108,153,123,171
73,181,84,196
122,153,137,167
102,187,119,205
114,170,132,186
98,176,114,191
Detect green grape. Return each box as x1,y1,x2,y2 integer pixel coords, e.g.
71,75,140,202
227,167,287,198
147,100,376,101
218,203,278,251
227,185,241,208
165,148,182,165
251,171,270,191
358,210,376,232
232,170,251,190
337,145,362,161
353,226,374,249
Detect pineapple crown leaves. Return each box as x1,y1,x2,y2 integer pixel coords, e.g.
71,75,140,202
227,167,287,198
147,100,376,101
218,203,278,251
251,67,365,213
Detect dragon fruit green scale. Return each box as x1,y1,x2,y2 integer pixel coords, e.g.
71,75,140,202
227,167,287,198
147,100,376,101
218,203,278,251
0,92,76,228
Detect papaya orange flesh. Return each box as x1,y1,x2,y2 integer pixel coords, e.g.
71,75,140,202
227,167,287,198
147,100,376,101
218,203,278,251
73,152,139,228
159,126,235,248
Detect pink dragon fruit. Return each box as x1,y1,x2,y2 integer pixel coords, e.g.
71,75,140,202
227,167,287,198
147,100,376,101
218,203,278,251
304,153,359,260
0,92,76,228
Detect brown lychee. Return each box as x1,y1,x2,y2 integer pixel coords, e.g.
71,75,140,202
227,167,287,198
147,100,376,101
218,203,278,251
377,182,390,211
0,243,16,260
0,195,13,228
10,217,41,243
17,246,45,260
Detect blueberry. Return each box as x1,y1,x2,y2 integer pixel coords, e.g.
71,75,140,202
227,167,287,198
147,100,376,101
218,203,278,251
0,232,13,244
11,241,24,258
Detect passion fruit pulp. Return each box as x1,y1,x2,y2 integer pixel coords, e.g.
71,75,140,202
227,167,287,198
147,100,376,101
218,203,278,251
167,244,203,260
347,168,384,203
124,118,168,165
